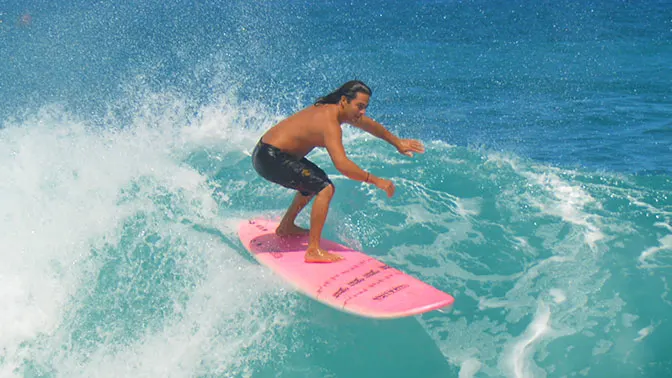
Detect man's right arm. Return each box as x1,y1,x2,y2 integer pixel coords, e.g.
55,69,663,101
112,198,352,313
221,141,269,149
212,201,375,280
324,122,395,197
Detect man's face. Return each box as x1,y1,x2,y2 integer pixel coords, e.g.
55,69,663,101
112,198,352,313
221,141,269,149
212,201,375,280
342,92,370,122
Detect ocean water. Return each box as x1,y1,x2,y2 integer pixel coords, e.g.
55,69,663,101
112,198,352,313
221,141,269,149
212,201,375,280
1,1,671,377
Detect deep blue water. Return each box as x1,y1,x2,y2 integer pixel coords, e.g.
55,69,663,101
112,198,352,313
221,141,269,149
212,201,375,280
1,1,671,377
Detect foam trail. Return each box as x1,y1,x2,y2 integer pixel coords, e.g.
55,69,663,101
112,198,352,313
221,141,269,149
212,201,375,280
503,302,552,378
459,358,483,378
492,154,604,250
633,325,655,342
638,234,672,266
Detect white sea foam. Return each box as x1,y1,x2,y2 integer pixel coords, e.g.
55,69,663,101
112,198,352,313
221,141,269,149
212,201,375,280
459,358,483,378
502,302,552,378
528,171,604,250
411,150,624,378
549,288,567,304
633,325,655,342
627,195,672,221
638,233,672,266
486,154,605,251
0,92,293,376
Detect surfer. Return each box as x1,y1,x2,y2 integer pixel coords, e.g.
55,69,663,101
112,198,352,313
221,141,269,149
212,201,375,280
252,80,425,263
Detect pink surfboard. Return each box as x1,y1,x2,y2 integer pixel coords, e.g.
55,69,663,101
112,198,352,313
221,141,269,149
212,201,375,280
238,219,454,319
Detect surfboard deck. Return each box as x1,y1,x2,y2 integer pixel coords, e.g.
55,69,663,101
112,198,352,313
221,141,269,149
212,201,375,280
238,219,454,319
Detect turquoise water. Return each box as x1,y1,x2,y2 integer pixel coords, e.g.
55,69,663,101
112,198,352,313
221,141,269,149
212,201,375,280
1,1,671,377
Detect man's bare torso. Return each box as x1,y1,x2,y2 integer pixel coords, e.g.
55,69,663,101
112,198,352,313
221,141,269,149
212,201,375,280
261,104,340,158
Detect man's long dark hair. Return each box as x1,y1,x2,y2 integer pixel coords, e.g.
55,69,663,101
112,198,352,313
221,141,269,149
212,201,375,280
314,80,372,105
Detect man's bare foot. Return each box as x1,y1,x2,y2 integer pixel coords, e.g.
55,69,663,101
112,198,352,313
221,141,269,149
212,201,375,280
305,247,343,263
276,223,309,237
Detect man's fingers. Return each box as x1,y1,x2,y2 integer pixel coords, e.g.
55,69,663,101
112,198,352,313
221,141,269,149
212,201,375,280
413,141,425,152
402,139,425,154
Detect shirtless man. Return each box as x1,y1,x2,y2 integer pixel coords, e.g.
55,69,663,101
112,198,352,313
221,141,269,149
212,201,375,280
252,80,425,263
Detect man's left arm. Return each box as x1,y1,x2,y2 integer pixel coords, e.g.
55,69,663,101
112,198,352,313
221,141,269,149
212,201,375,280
351,115,426,157
350,115,399,146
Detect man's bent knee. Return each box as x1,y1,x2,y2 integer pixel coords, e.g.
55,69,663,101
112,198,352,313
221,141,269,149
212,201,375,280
318,183,335,197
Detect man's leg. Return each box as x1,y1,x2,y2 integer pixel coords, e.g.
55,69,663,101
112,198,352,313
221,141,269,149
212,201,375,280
305,184,343,263
276,192,313,236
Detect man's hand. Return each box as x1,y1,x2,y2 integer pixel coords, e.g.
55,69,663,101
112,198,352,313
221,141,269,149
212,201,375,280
371,177,395,198
396,139,425,157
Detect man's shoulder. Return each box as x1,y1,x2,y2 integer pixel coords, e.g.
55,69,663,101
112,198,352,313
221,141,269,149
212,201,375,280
304,105,339,125
308,103,335,114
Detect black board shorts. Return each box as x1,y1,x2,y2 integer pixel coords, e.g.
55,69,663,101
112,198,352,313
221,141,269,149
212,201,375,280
252,139,333,196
